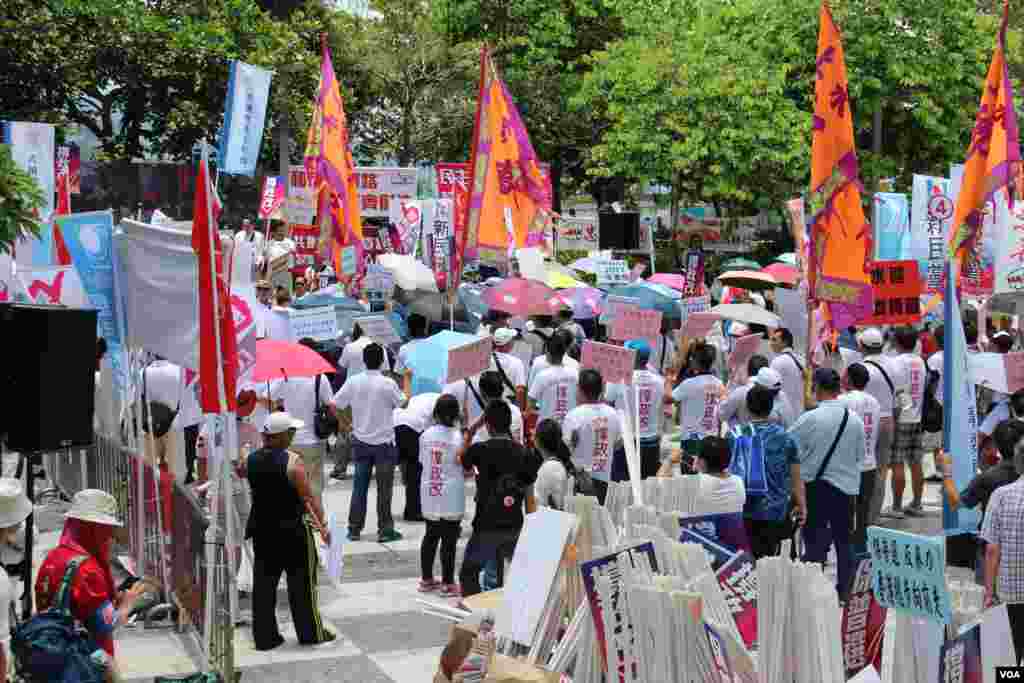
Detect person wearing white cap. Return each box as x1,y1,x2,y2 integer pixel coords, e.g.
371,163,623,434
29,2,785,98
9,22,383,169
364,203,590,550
720,357,794,429
239,411,334,651
35,488,149,677
0,479,32,675
490,327,527,410
768,328,807,420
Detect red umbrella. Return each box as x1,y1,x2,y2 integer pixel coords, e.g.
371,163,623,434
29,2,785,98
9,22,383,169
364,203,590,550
483,278,564,316
251,339,335,383
762,262,799,286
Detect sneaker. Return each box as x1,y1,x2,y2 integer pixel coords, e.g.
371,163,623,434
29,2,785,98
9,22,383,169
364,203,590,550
904,503,925,517
418,579,440,593
882,507,905,520
378,529,403,543
347,530,361,541
440,583,462,598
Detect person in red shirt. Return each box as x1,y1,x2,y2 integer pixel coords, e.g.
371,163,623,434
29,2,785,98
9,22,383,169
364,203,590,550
35,490,147,676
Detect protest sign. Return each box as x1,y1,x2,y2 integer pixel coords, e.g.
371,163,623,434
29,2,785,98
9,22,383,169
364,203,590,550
952,164,996,297
354,167,417,218
867,526,951,624
995,193,1024,295
938,623,981,683
715,551,757,650
429,198,454,290
363,264,395,308
435,161,468,199
911,175,954,294
353,314,401,345
258,176,285,220
678,512,752,556
872,193,910,260
289,306,337,342
285,165,315,225
219,61,272,177
340,246,357,276
609,308,661,343
581,341,636,385
580,542,659,672
5,122,55,222
446,336,493,383
289,224,320,276
863,260,922,325
682,249,705,296
679,295,710,324
596,259,630,286
728,333,762,378
556,217,599,251
968,352,1013,394
842,558,886,679
599,295,640,325
682,311,721,339
1005,352,1024,394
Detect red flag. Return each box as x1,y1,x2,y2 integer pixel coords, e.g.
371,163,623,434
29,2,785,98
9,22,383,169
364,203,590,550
191,145,236,414
53,147,72,265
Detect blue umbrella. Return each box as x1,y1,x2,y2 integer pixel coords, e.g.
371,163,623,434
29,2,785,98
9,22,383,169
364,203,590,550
605,283,681,318
403,330,482,395
293,288,365,312
639,281,683,301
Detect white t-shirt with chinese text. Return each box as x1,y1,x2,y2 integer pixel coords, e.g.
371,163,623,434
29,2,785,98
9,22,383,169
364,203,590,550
562,403,622,483
419,425,465,521
898,353,926,424
672,374,725,438
605,369,666,441
927,352,943,406
839,389,881,471
529,365,580,422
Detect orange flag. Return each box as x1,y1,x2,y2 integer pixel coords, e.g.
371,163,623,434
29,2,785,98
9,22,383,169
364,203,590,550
807,3,871,305
948,3,1019,272
456,47,552,277
304,39,363,276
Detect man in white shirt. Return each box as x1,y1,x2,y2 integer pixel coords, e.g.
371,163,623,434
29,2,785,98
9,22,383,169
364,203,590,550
671,342,725,466
692,436,746,515
563,369,623,504
340,323,392,378
141,358,187,482
839,363,881,553
769,328,806,420
528,329,580,388
604,339,668,479
858,327,907,523
490,328,528,411
720,356,793,429
529,333,580,422
891,327,928,518
234,219,265,271
331,343,407,543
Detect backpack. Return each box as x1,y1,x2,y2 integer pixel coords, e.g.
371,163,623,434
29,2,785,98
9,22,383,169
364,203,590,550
12,557,108,683
921,368,943,434
313,375,339,439
728,424,768,496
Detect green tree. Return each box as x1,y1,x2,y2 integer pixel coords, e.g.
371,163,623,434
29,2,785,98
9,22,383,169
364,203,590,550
0,145,44,253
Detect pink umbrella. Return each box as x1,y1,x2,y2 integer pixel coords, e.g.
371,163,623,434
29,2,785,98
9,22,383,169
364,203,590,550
483,278,564,316
646,273,688,291
252,339,335,383
762,262,798,287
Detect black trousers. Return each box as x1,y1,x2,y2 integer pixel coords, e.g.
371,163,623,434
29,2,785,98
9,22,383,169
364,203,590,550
744,518,791,560
853,469,877,555
421,519,461,583
459,529,519,597
184,424,199,484
251,522,330,650
396,425,423,520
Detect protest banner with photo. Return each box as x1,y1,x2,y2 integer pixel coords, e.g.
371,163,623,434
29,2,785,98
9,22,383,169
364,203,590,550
867,526,951,624
863,260,922,326
4,121,55,222
289,224,320,276
911,175,954,294
596,259,630,286
872,193,910,261
951,164,996,297
354,167,417,218
219,60,272,177
285,165,316,225
938,624,981,683
581,341,636,385
353,314,401,345
715,551,757,651
394,199,422,256
610,308,661,343
435,162,468,199
258,176,286,220
446,336,493,383
842,558,886,679
289,306,338,342
556,217,599,251
681,311,721,339
994,192,1024,294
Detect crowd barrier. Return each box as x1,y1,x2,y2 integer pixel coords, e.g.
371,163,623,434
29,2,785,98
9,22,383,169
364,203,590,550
46,431,236,682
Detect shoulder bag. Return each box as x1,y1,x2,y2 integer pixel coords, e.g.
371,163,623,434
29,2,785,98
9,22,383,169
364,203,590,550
313,375,339,439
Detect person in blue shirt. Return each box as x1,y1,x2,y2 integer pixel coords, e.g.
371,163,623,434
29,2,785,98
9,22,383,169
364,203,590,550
742,385,801,559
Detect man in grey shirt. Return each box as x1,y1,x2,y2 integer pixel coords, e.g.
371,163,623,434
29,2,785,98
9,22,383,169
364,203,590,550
789,367,865,600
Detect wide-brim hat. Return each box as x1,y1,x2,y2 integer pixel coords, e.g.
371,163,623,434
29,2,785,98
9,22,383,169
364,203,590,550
0,479,32,528
66,489,123,527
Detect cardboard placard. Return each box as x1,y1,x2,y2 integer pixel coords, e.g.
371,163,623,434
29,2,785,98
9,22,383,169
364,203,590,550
595,259,630,286
609,308,662,343
1004,351,1024,394
728,333,763,377
681,311,720,339
353,314,401,345
446,336,493,383
289,306,338,342
679,294,711,323
599,295,640,325
581,340,637,385
842,558,886,678
867,526,950,624
715,551,757,651
290,224,320,275
863,260,923,325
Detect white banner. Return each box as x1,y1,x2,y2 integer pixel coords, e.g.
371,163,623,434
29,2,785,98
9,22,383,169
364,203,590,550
219,61,272,177
6,122,55,222
289,306,338,342
17,265,88,307
910,174,954,294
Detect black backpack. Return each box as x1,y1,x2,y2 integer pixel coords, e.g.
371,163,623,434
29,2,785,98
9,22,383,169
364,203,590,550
313,375,339,439
921,368,943,433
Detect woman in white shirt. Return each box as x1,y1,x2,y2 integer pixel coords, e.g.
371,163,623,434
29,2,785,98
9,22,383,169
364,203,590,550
671,342,725,468
418,395,465,597
693,436,746,515
533,419,575,510
0,479,32,676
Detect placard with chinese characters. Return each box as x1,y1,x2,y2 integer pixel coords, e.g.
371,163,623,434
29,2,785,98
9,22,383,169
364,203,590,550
863,260,922,325
599,295,640,325
679,295,710,324
352,314,401,345
596,259,630,286
581,340,636,385
446,336,493,384
842,558,886,678
285,165,315,225
354,167,417,218
715,551,757,650
435,162,468,199
289,224,320,276
867,526,950,624
681,311,721,339
609,308,662,343
289,306,337,342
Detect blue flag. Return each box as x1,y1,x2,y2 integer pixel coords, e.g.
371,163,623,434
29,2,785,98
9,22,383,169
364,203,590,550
942,261,980,535
219,60,273,177
872,192,910,260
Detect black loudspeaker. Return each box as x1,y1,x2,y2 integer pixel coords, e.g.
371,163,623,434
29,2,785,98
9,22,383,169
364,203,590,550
599,212,641,250
2,304,97,452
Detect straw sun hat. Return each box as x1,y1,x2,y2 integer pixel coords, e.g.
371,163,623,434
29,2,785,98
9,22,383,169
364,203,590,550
0,479,32,529
65,489,123,527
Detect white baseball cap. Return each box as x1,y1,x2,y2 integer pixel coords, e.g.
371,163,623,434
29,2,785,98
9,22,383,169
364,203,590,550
754,367,783,390
492,328,517,346
263,411,305,435
0,479,32,529
858,327,884,348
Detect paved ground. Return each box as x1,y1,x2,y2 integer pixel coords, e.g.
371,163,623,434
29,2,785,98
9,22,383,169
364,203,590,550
16,454,958,683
